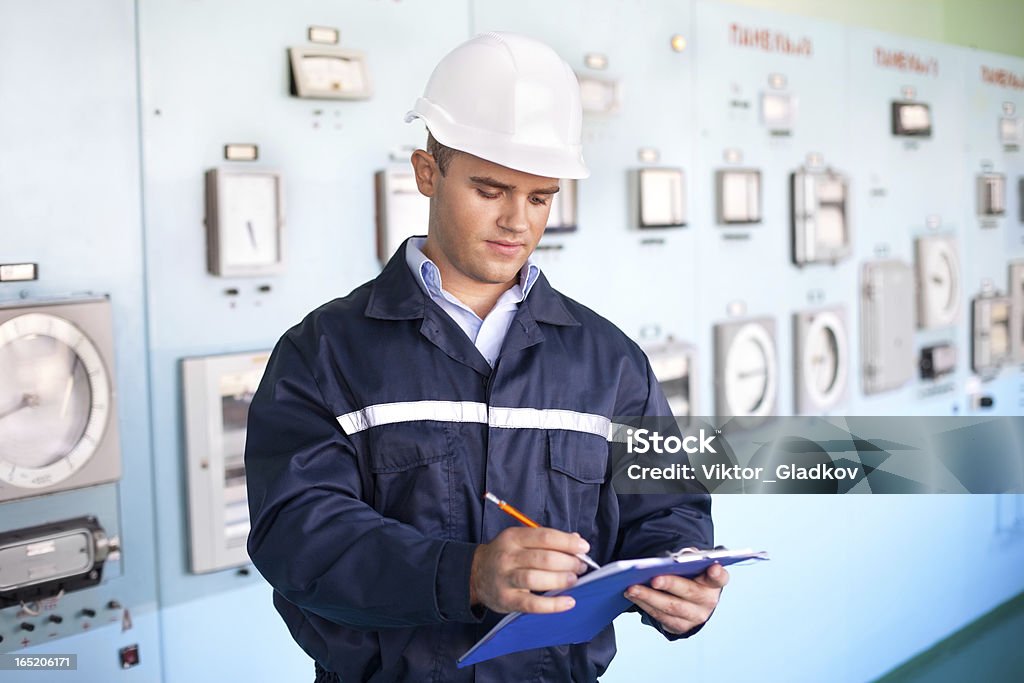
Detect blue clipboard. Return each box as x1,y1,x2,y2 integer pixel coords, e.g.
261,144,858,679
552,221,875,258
457,547,768,667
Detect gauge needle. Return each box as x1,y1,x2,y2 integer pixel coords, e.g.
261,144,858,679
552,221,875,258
57,354,82,420
246,220,258,249
0,393,39,420
60,375,74,420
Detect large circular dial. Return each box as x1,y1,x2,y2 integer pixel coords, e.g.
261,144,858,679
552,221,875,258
0,313,111,489
724,324,777,417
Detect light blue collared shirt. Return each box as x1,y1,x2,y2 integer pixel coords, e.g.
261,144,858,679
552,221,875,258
405,237,540,367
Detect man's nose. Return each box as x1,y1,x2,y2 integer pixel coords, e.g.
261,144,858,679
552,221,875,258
497,197,530,233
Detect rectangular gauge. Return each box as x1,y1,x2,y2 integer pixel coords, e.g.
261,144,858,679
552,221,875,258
919,343,956,380
891,101,932,137
637,168,686,228
716,169,761,224
1011,261,1024,362
374,167,429,265
289,46,372,100
972,295,1012,374
644,341,697,418
999,117,1023,145
977,173,1006,217
861,260,915,394
791,168,851,266
0,517,113,607
577,74,621,115
545,179,578,233
761,91,796,131
182,351,270,573
205,168,285,277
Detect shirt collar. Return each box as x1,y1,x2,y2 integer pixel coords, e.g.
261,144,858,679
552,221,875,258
366,237,577,327
404,236,540,305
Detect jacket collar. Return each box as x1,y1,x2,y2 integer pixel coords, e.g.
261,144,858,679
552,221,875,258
364,240,428,321
365,237,579,327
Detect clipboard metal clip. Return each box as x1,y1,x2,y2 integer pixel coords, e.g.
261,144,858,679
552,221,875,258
666,546,703,562
665,546,768,564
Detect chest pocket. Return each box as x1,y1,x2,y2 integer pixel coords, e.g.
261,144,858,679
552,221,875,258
544,430,610,545
367,423,455,539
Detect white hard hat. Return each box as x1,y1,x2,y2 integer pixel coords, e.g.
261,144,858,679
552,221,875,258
405,32,590,179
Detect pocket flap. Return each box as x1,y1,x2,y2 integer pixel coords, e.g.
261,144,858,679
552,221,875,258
368,424,451,473
547,430,609,484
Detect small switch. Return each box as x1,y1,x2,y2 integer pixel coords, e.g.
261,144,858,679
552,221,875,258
48,615,63,624
107,600,122,610
20,622,35,632
119,644,140,669
80,608,96,618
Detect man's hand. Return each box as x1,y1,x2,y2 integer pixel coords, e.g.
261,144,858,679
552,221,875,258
624,563,729,635
470,527,590,614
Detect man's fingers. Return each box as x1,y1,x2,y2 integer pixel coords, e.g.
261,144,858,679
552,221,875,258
476,528,593,615
518,548,588,573
509,568,579,592
517,527,590,555
694,563,730,589
624,585,707,624
515,593,576,614
625,593,696,635
648,574,722,610
649,575,701,601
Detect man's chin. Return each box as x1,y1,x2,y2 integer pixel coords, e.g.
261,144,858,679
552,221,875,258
472,266,523,286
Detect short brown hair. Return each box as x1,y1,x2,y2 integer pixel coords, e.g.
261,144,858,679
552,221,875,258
426,132,460,176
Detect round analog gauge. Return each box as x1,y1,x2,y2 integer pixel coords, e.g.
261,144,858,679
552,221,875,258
0,313,111,489
801,312,848,410
724,324,777,417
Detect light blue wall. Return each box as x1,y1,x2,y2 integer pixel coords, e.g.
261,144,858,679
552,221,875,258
1,1,1022,681
0,1,163,679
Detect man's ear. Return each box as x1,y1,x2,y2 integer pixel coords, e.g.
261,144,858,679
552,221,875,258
410,149,439,198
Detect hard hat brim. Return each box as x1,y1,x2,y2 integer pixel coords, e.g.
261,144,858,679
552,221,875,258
405,109,590,180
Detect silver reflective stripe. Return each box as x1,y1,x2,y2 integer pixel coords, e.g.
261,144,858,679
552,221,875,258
488,407,611,439
606,422,633,443
337,401,628,441
337,400,488,435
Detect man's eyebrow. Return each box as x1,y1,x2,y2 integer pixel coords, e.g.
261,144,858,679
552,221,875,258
469,176,560,194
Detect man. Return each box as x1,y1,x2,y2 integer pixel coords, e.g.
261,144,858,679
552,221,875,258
245,32,726,682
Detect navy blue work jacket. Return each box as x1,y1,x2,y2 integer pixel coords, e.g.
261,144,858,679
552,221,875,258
245,242,714,682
